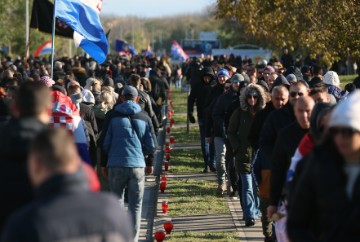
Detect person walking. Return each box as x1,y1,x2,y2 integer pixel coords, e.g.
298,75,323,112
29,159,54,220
228,84,267,226
101,86,157,242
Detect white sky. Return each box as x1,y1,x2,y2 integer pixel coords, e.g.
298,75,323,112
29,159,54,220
101,0,215,17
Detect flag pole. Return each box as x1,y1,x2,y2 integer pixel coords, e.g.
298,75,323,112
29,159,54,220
25,0,30,58
50,0,57,79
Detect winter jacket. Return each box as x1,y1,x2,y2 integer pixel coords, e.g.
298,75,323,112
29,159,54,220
137,89,160,134
212,87,240,138
259,103,295,165
227,84,266,173
287,142,360,242
326,84,348,102
188,67,216,120
102,101,157,168
270,121,308,206
1,171,133,242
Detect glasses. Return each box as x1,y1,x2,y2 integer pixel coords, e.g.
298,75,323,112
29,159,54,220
330,127,358,137
247,95,258,99
290,92,304,97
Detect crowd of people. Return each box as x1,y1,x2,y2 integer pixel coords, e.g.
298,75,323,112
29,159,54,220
187,53,360,241
0,53,173,242
0,50,360,242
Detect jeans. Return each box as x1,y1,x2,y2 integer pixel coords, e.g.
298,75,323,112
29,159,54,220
214,137,227,185
175,78,182,88
108,167,145,242
240,172,260,220
199,119,215,168
225,140,239,192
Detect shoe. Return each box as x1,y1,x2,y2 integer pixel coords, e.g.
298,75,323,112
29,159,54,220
203,166,209,173
245,219,256,227
229,190,239,199
264,236,276,242
209,165,216,172
216,184,226,197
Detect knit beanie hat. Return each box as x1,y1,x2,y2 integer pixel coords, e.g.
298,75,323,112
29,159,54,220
328,90,360,131
323,71,340,87
39,76,55,87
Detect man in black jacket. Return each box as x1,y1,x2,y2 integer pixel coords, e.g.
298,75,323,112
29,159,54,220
267,96,315,218
0,82,51,230
1,128,132,242
188,66,217,172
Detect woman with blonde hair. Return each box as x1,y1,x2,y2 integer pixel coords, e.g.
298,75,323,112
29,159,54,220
93,90,114,131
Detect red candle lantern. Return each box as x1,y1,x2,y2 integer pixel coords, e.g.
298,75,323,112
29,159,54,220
170,101,174,107
170,136,175,144
162,201,168,214
154,231,166,242
171,110,175,115
161,175,168,182
166,154,170,161
166,127,170,133
160,181,167,193
170,118,175,127
165,146,171,153
164,161,169,171
163,221,174,234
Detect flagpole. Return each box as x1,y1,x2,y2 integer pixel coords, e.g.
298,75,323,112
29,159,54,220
50,0,57,79
25,0,30,58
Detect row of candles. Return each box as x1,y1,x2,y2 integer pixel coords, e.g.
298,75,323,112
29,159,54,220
154,97,175,242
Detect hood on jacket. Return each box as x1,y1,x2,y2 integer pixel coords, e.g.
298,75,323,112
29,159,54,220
240,84,267,112
310,102,334,141
201,66,216,86
115,100,142,115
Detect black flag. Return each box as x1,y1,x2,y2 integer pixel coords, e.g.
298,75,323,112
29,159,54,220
30,0,73,38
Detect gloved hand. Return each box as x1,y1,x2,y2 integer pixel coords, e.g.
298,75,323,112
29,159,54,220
188,113,196,123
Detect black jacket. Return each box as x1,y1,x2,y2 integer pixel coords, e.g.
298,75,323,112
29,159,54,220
259,103,295,164
188,67,216,120
270,121,308,206
249,102,275,151
1,172,133,242
0,117,48,229
287,143,360,242
212,87,239,138
137,89,160,133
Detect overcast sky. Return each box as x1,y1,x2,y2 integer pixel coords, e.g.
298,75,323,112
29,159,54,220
101,0,215,17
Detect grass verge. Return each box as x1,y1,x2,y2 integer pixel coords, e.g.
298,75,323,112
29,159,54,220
170,88,188,113
166,231,239,242
171,126,200,144
169,149,204,173
167,178,229,216
340,75,356,88
173,113,188,124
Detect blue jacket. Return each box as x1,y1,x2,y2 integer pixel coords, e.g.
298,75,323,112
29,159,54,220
103,101,157,168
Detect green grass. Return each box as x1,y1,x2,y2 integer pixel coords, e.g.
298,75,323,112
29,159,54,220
169,88,188,113
172,126,200,144
166,231,239,242
340,75,357,88
173,113,188,124
169,149,204,173
167,179,229,216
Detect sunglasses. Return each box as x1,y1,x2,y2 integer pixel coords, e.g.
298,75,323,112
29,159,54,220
247,95,259,99
330,127,358,137
290,92,304,97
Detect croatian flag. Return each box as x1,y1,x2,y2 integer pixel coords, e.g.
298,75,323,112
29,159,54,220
171,40,188,62
115,39,137,55
50,90,92,165
55,0,108,64
33,40,53,57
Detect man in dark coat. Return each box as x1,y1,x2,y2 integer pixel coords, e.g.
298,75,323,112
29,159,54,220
1,128,133,242
267,96,315,218
0,82,52,230
188,66,217,172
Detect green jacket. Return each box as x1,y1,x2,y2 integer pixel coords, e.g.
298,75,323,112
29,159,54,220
227,84,267,173
227,107,255,173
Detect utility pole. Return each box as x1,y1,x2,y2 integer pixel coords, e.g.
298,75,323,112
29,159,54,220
25,0,30,58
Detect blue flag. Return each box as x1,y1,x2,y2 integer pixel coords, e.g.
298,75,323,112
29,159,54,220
55,0,108,64
115,39,137,55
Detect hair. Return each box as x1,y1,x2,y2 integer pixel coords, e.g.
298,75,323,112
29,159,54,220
30,128,79,172
272,85,289,96
141,77,152,92
312,65,323,76
67,84,81,96
310,83,328,96
97,90,114,111
15,82,51,117
129,74,141,87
